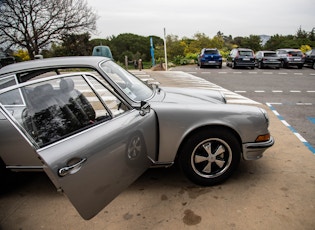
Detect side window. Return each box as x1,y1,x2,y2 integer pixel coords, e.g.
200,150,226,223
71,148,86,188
0,75,22,105
0,74,128,148
86,75,128,116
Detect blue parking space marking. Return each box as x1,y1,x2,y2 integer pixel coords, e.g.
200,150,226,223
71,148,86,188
266,103,315,154
308,117,315,124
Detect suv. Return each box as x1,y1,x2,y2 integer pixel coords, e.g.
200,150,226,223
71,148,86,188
276,48,305,69
226,48,255,69
255,51,281,69
197,48,222,68
304,49,315,69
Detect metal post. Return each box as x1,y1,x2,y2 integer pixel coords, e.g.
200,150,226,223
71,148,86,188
164,28,168,71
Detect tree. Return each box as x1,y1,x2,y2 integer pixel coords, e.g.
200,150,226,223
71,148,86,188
47,33,92,57
0,0,97,59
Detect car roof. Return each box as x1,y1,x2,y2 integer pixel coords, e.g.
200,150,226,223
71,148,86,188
0,56,110,76
236,48,253,51
277,48,301,51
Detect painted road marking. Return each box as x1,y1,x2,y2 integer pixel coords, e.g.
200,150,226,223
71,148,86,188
308,117,315,124
266,103,315,154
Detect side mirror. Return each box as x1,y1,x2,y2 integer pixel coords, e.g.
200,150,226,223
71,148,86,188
139,101,150,116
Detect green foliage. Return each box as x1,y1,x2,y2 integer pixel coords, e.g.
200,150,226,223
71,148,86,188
41,26,315,67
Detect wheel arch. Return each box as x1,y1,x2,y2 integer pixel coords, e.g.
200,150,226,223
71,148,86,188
175,125,242,161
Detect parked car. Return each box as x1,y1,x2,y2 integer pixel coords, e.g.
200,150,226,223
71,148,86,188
304,49,315,69
0,51,15,68
197,48,222,68
276,48,305,69
226,48,255,69
255,51,281,69
0,57,274,219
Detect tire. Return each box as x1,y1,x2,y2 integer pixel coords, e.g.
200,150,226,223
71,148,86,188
258,61,263,69
313,62,315,70
179,129,241,186
297,64,303,69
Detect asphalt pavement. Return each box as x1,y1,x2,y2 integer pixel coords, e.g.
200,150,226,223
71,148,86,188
1,70,315,230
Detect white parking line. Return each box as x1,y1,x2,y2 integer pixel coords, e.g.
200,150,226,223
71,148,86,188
266,102,315,154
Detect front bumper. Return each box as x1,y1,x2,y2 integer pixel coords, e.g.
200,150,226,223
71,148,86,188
242,136,275,160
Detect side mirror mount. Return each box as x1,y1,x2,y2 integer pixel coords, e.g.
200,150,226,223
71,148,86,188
139,101,150,116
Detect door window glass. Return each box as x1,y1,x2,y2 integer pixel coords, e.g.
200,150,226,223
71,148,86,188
0,74,129,148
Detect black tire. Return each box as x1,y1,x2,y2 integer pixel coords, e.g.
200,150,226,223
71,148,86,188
258,61,263,69
313,62,315,70
179,129,241,186
297,64,303,69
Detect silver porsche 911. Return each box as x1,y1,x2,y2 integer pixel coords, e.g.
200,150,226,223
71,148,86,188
0,56,274,219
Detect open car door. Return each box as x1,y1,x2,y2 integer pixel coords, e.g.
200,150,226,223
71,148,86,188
0,74,157,220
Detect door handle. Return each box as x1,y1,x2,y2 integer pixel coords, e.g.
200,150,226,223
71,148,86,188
58,158,87,177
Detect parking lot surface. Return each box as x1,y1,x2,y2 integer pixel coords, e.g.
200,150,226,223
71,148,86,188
1,70,315,230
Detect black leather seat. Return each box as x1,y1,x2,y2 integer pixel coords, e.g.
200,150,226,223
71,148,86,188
25,83,70,145
58,78,96,127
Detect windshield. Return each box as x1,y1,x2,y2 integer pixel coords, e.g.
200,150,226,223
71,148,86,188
100,61,153,101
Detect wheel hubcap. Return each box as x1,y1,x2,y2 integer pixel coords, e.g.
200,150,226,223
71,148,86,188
191,138,232,178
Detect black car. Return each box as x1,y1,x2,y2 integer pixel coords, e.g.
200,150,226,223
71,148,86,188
255,51,281,69
276,48,305,69
197,48,222,68
0,51,15,69
304,49,315,69
226,48,255,69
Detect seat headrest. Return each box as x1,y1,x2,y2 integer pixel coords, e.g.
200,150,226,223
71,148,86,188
33,84,54,97
60,78,75,93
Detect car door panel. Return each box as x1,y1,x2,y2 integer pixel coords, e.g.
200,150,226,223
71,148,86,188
37,110,156,220
0,106,42,170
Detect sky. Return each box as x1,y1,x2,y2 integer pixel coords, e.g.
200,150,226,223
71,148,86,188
87,0,314,39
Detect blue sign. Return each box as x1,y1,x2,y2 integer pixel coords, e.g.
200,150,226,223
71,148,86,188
150,37,155,66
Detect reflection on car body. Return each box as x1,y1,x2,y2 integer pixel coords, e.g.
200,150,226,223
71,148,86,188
0,56,274,219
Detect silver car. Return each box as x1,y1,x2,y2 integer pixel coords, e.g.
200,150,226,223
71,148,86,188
0,56,274,219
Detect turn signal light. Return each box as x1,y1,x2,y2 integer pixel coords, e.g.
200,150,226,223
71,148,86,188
255,133,270,142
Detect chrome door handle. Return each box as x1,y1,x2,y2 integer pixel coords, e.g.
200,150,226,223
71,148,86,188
58,158,87,177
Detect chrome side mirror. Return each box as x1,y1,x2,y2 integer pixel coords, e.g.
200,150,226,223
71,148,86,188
139,101,150,116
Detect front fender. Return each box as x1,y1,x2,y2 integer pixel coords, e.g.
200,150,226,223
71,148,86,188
151,103,269,163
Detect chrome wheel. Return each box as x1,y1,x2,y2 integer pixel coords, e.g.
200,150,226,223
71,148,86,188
191,138,232,179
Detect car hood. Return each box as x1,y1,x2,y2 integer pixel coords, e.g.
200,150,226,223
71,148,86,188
149,86,226,104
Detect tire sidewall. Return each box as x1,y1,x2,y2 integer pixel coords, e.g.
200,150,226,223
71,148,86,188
179,129,241,186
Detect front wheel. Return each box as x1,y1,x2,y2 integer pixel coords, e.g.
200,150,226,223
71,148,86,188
179,129,241,186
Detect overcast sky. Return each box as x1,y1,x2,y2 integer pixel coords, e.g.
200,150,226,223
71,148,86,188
87,0,314,39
